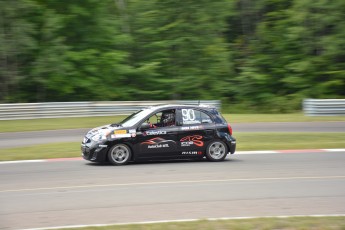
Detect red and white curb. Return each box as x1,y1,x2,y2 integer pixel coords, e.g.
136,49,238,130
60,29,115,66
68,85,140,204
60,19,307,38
1,149,345,165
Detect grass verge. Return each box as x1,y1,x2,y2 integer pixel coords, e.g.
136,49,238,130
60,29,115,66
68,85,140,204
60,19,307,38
1,113,345,133
1,133,344,161
235,132,345,151
59,216,345,230
0,142,79,161
0,116,127,133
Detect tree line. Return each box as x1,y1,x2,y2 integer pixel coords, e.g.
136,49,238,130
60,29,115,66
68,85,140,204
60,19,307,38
0,0,344,112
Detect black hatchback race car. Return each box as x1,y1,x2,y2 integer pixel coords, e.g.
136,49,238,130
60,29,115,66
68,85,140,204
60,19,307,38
81,104,236,165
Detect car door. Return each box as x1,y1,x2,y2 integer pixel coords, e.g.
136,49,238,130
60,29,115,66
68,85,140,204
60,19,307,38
177,108,215,156
135,109,178,159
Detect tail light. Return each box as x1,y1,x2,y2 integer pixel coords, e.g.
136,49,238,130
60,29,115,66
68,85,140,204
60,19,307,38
227,123,233,135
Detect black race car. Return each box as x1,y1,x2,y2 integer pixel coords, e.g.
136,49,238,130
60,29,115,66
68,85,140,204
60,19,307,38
81,104,236,165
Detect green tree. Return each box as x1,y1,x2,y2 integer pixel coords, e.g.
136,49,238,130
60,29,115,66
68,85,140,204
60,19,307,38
31,0,134,101
285,0,345,99
226,0,345,112
0,0,38,102
1,0,344,112
126,0,233,100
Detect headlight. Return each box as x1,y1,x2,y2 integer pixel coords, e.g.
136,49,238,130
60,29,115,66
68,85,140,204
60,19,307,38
91,134,103,142
91,130,110,142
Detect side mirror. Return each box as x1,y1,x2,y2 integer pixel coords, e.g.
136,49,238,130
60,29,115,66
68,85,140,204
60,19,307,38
140,123,150,131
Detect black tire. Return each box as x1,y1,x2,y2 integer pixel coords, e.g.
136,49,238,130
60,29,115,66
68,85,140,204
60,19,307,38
206,140,228,162
107,144,132,166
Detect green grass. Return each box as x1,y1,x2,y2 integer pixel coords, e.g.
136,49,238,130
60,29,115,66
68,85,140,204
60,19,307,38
225,113,345,123
59,216,345,230
1,133,344,161
235,132,345,151
1,113,345,133
0,142,80,161
0,115,127,133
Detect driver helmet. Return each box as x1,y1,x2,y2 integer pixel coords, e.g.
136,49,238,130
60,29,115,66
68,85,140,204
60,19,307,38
162,112,175,126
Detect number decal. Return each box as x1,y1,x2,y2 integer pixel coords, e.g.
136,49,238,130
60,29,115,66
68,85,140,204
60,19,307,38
182,109,199,124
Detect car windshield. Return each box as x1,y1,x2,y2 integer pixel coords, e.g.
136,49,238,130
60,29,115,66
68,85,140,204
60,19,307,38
119,109,153,127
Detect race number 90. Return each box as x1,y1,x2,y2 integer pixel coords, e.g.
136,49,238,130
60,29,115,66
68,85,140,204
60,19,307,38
182,109,196,122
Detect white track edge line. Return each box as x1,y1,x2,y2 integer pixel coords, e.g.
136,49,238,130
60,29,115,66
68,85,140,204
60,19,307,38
20,214,345,230
322,148,345,152
236,150,278,154
0,159,46,164
1,149,345,164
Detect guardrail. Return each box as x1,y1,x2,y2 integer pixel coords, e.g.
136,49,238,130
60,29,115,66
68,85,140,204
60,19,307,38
0,100,221,120
303,99,345,116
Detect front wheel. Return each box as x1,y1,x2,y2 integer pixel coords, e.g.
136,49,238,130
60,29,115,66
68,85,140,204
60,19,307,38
108,144,132,166
206,140,227,162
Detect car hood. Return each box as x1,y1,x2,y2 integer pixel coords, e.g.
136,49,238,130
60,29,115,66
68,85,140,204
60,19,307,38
87,124,115,136
86,124,133,139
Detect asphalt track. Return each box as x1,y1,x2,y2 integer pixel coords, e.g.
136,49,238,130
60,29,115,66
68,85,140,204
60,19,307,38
1,151,345,229
0,121,344,149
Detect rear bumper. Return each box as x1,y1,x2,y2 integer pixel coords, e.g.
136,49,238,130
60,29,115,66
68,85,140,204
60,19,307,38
225,135,236,154
229,141,236,154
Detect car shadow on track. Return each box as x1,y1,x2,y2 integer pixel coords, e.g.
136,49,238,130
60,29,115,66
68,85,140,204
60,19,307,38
85,157,241,167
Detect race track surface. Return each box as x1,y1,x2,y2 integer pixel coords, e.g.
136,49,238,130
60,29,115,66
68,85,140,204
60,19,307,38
1,151,345,229
0,121,344,149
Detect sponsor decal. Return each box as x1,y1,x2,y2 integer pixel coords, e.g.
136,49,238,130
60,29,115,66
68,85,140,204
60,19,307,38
141,137,166,145
115,134,131,138
181,151,203,155
180,135,204,147
181,141,194,147
98,144,108,148
144,130,167,136
183,120,201,125
114,130,127,135
111,134,131,138
181,125,203,131
141,137,175,149
128,129,137,137
111,130,131,138
148,144,169,148
182,109,201,125
129,129,136,133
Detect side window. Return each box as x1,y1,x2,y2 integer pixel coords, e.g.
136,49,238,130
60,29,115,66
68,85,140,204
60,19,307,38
146,109,176,128
199,111,213,124
148,112,162,124
181,109,213,125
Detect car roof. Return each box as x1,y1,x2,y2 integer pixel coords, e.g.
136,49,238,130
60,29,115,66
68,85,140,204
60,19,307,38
145,104,217,111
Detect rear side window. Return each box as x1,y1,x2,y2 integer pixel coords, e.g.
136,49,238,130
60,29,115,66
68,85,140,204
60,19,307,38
210,109,227,124
181,109,213,125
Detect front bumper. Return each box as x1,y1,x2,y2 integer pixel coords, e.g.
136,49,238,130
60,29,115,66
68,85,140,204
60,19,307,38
81,141,109,162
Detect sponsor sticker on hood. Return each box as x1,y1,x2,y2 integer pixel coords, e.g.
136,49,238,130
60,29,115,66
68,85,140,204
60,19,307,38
114,130,127,135
111,129,132,138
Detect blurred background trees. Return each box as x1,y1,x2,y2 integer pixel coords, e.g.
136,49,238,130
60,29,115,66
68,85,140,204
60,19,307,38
0,0,344,112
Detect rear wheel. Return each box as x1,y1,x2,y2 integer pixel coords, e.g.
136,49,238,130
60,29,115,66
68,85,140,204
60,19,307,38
108,144,132,165
206,140,227,162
